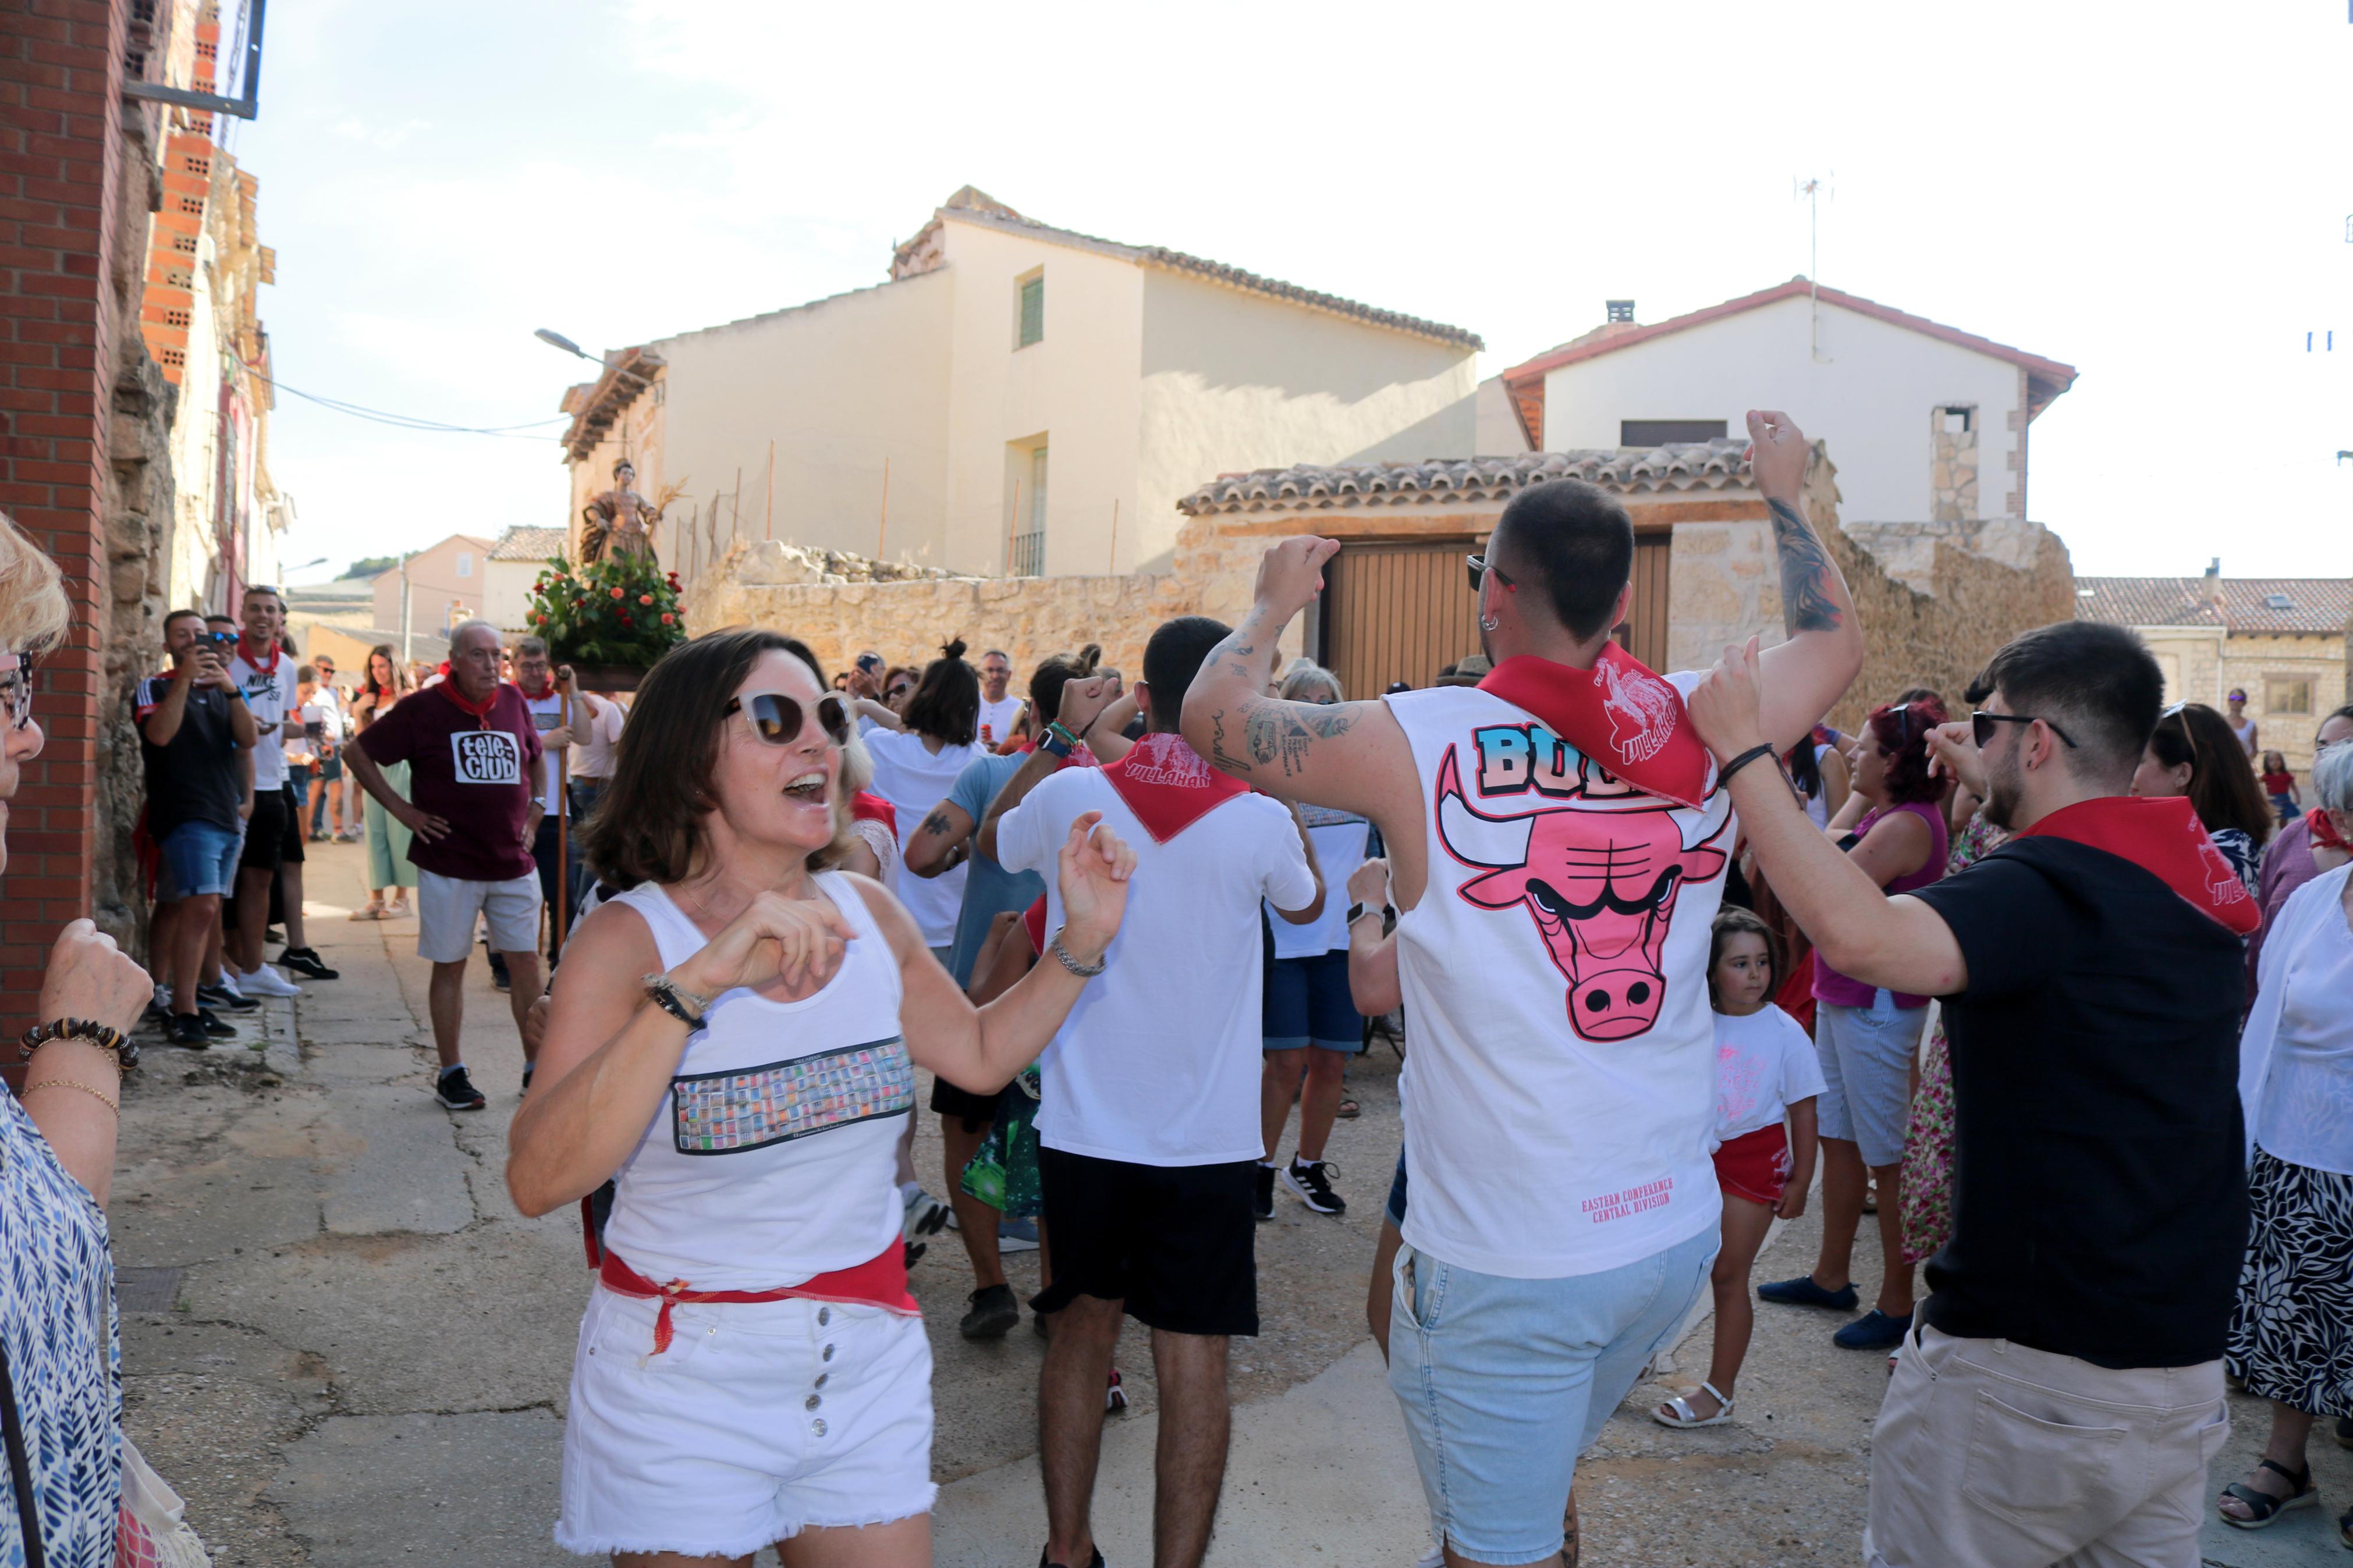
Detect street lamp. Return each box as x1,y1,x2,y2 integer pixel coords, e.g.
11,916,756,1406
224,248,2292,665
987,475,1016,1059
535,328,654,387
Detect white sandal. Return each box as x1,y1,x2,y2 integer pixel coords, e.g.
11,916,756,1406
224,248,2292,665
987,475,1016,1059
348,899,385,921
1652,1381,1734,1428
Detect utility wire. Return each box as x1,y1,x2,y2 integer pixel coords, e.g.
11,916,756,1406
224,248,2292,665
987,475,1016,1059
239,361,570,439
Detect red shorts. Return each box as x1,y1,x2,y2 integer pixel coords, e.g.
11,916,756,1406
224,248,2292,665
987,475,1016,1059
1713,1123,1792,1208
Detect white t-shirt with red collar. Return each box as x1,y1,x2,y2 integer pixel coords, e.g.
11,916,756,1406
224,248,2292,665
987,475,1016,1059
1384,672,1734,1278
228,646,300,791
997,751,1315,1167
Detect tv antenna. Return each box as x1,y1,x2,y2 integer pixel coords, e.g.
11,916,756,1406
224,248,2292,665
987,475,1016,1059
1794,175,1834,361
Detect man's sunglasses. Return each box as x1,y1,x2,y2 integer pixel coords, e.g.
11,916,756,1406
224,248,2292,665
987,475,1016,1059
1971,710,2078,750
1465,553,1515,593
725,691,849,746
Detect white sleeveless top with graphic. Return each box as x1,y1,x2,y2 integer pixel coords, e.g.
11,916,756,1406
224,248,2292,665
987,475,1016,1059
598,874,911,1289
1385,675,1731,1278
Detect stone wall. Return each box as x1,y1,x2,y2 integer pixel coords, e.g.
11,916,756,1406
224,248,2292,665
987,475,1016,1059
683,446,2078,746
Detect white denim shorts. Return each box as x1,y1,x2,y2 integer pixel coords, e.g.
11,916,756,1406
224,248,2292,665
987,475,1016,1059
415,867,540,964
555,1286,936,1559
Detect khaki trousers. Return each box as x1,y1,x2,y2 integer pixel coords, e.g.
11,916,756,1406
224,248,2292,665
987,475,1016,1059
1866,1323,2228,1568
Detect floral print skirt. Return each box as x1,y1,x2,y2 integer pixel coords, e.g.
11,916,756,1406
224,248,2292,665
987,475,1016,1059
1898,1015,1954,1267
2227,1147,2353,1418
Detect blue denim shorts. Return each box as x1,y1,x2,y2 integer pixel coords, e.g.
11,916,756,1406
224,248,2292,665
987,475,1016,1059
1815,991,1929,1168
1262,949,1364,1053
1387,1225,1717,1565
158,819,243,901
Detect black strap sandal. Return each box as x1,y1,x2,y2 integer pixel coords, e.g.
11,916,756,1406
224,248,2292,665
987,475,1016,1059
2219,1457,2317,1529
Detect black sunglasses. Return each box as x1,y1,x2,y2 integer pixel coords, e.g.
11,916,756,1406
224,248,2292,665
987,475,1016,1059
0,652,34,731
1465,553,1515,594
725,691,849,747
1971,710,2078,751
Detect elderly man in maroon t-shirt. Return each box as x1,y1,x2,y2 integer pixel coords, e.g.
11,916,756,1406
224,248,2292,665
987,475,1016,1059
346,620,544,1111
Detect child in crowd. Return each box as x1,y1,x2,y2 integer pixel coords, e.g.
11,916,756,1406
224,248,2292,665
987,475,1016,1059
2259,750,2300,827
1655,908,1824,1430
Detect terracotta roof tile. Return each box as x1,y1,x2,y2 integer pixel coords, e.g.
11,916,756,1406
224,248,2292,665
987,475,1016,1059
2074,577,2352,635
489,526,570,563
1179,439,1750,515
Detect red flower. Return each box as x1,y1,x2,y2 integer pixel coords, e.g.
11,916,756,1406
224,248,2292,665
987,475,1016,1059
660,613,674,625
637,593,654,606
611,586,624,599
620,614,633,627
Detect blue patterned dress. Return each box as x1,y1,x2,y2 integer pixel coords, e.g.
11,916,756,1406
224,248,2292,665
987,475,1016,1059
0,1090,118,1566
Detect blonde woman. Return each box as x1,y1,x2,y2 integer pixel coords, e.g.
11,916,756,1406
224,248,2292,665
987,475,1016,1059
347,643,416,919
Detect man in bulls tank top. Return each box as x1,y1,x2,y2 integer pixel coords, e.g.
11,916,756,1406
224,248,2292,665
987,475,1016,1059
1181,411,1864,1568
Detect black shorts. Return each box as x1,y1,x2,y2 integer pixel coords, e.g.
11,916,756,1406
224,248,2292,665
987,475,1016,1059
929,1077,1002,1129
1031,1147,1258,1336
237,785,304,873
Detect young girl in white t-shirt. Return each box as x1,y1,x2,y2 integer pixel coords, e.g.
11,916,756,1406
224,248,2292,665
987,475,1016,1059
1655,907,1825,1430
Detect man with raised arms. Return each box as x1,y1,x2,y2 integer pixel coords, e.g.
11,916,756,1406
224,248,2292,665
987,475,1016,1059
1180,411,1863,1568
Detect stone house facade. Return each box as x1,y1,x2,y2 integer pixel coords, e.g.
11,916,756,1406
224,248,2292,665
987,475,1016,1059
2075,569,2353,786
560,185,1482,587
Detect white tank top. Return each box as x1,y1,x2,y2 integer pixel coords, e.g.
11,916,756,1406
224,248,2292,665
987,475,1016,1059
598,873,911,1289
1802,741,1836,830
1383,677,1730,1279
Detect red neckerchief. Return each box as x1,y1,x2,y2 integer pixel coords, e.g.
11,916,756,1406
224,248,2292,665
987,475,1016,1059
850,790,896,834
517,679,556,702
2017,796,2260,935
1476,644,1713,809
437,677,503,731
1100,730,1248,843
2309,806,2348,853
237,637,280,677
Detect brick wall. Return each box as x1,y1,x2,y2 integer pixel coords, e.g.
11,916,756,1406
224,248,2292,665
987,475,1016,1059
0,0,146,1034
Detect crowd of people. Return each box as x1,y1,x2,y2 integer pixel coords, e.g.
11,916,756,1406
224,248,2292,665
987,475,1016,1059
0,401,2347,1565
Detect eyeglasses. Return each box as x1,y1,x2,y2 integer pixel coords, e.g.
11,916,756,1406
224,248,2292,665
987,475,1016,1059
724,691,849,747
1971,710,2078,751
0,653,36,731
1465,553,1515,594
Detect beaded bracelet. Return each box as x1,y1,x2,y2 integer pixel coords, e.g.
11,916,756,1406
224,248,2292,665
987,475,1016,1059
19,1018,138,1076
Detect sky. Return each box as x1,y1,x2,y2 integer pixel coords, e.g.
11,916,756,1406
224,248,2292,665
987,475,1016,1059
232,0,2353,587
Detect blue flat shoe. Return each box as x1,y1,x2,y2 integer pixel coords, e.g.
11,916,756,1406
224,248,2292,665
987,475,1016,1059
1758,1275,1859,1311
1833,1309,1913,1350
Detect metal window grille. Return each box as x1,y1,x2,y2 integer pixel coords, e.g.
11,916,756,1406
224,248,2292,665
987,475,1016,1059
1010,446,1047,575
1018,275,1044,347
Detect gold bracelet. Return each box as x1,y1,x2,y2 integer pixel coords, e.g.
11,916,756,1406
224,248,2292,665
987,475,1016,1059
24,1078,120,1115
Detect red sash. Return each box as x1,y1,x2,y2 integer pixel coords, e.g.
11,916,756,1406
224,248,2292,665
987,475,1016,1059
1477,644,1713,809
598,1245,918,1356
2017,795,2260,936
1100,731,1248,842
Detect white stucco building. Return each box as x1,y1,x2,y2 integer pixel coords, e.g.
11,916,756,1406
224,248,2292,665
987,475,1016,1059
558,187,1482,579
1498,280,2078,526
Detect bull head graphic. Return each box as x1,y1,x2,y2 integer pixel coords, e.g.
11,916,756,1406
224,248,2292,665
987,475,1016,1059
1436,745,1731,1041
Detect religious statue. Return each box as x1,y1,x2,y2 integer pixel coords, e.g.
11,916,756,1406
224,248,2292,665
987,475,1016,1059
580,459,665,566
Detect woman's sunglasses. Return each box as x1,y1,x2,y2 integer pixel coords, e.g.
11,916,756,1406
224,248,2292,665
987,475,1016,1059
724,691,849,746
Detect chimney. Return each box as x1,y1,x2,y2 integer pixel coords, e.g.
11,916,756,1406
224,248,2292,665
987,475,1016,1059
2200,557,2221,605
1605,300,1635,323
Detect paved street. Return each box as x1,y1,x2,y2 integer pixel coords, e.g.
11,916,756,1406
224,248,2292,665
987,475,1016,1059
113,841,2351,1566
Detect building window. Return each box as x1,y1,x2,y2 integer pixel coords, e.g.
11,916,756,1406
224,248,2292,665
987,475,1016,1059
2265,676,2313,715
1620,419,1726,447
455,552,474,579
1017,271,1044,349
1009,445,1047,576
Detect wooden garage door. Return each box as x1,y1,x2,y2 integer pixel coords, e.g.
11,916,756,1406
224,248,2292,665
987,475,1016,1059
1321,539,1482,699
1320,532,1674,695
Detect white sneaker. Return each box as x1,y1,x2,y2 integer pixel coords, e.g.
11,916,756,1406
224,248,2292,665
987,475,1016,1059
1416,1541,1445,1568
214,969,247,1000
236,963,302,998
902,1187,952,1242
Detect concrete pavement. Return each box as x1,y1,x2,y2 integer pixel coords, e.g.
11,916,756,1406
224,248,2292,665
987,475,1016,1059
112,840,2352,1566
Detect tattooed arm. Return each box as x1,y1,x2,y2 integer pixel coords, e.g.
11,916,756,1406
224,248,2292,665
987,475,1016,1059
1744,410,1866,752
1179,536,1427,898
903,799,974,879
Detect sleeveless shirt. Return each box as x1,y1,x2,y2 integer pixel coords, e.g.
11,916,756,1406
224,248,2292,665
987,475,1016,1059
598,874,912,1289
1384,676,1731,1279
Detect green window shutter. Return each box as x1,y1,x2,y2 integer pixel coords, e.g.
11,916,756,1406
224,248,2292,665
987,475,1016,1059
1018,275,1044,346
